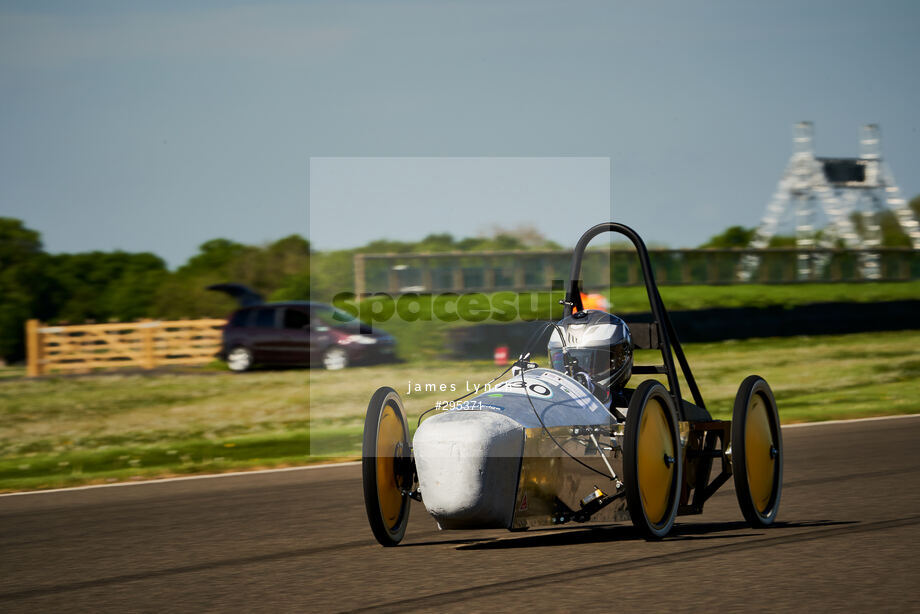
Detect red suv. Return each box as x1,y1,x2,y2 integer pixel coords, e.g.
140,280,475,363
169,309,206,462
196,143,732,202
219,301,396,372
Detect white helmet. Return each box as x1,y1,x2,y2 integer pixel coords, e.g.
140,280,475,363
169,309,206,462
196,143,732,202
547,309,633,392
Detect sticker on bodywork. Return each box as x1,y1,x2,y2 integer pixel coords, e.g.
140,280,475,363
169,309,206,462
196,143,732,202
493,379,553,398
536,371,597,410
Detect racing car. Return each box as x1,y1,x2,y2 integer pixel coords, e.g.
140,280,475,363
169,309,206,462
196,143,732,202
362,222,783,545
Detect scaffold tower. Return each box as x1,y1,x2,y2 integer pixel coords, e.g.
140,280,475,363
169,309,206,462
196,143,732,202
739,122,919,281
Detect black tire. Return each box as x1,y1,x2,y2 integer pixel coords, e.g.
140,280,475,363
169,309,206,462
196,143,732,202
732,375,782,528
623,380,682,539
362,387,411,546
226,346,254,373
323,346,349,370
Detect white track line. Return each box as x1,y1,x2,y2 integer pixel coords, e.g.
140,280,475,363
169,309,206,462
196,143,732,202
782,413,920,429
3,414,919,498
0,461,360,498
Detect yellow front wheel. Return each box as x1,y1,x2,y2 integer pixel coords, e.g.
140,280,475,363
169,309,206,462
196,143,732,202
362,387,412,546
731,375,783,528
623,380,682,539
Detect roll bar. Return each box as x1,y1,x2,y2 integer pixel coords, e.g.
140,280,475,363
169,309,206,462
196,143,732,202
563,222,705,412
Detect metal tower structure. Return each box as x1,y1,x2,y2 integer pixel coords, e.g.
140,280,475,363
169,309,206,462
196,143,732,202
739,122,919,281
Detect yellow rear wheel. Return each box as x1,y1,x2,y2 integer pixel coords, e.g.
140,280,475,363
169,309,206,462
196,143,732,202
375,405,405,527
637,397,676,523
732,375,782,527
624,380,681,539
362,387,411,546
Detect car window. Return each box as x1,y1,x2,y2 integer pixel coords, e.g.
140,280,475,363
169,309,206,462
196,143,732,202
311,306,357,328
311,305,375,334
283,308,310,329
228,309,251,327
254,308,277,328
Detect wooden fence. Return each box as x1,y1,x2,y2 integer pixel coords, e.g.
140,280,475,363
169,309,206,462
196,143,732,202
25,318,227,377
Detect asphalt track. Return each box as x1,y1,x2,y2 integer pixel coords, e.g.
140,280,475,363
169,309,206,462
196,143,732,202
2,415,919,613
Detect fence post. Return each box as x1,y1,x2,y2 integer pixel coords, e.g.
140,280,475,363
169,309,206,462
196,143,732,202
483,257,496,291
513,265,525,291
26,319,42,377
542,256,554,289
422,258,433,292
387,264,399,294
706,255,717,285
142,319,156,370
353,253,365,298
452,265,464,293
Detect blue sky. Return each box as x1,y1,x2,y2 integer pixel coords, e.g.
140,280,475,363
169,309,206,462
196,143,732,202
1,1,918,267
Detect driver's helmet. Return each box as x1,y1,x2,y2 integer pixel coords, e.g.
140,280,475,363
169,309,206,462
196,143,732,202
547,309,633,392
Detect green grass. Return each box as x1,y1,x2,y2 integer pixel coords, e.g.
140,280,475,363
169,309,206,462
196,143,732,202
1,329,918,491
609,280,920,312
0,430,312,491
364,281,920,361
308,331,920,457
0,366,25,380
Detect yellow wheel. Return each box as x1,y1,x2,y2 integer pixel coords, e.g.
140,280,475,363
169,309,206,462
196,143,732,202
362,387,412,546
623,380,682,539
731,375,782,528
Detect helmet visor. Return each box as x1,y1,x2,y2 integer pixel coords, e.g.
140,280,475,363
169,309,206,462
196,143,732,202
549,343,631,383
549,348,609,374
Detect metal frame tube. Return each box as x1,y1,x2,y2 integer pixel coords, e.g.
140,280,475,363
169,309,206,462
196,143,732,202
564,222,706,414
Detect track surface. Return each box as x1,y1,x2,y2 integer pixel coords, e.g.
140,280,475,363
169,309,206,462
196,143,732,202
2,416,919,612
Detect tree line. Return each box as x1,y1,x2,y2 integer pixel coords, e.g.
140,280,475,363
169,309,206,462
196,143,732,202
0,219,561,362
2,202,917,363
700,199,920,248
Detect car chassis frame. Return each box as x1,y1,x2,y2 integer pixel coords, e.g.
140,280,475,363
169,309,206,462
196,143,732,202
362,222,783,544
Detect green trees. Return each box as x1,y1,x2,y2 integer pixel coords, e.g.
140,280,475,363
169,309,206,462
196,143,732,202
46,251,168,322
0,218,48,359
4,207,917,364
846,210,912,248
698,225,794,248
0,224,316,362
699,226,757,248
701,204,920,249
0,219,169,361
152,235,312,319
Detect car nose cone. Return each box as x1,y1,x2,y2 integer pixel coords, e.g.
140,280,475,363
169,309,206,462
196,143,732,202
413,410,524,529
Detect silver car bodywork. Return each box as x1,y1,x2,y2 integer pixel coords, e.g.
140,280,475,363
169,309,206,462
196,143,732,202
413,368,629,530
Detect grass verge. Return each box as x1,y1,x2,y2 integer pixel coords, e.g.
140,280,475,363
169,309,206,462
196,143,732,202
1,329,918,491
364,281,920,361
